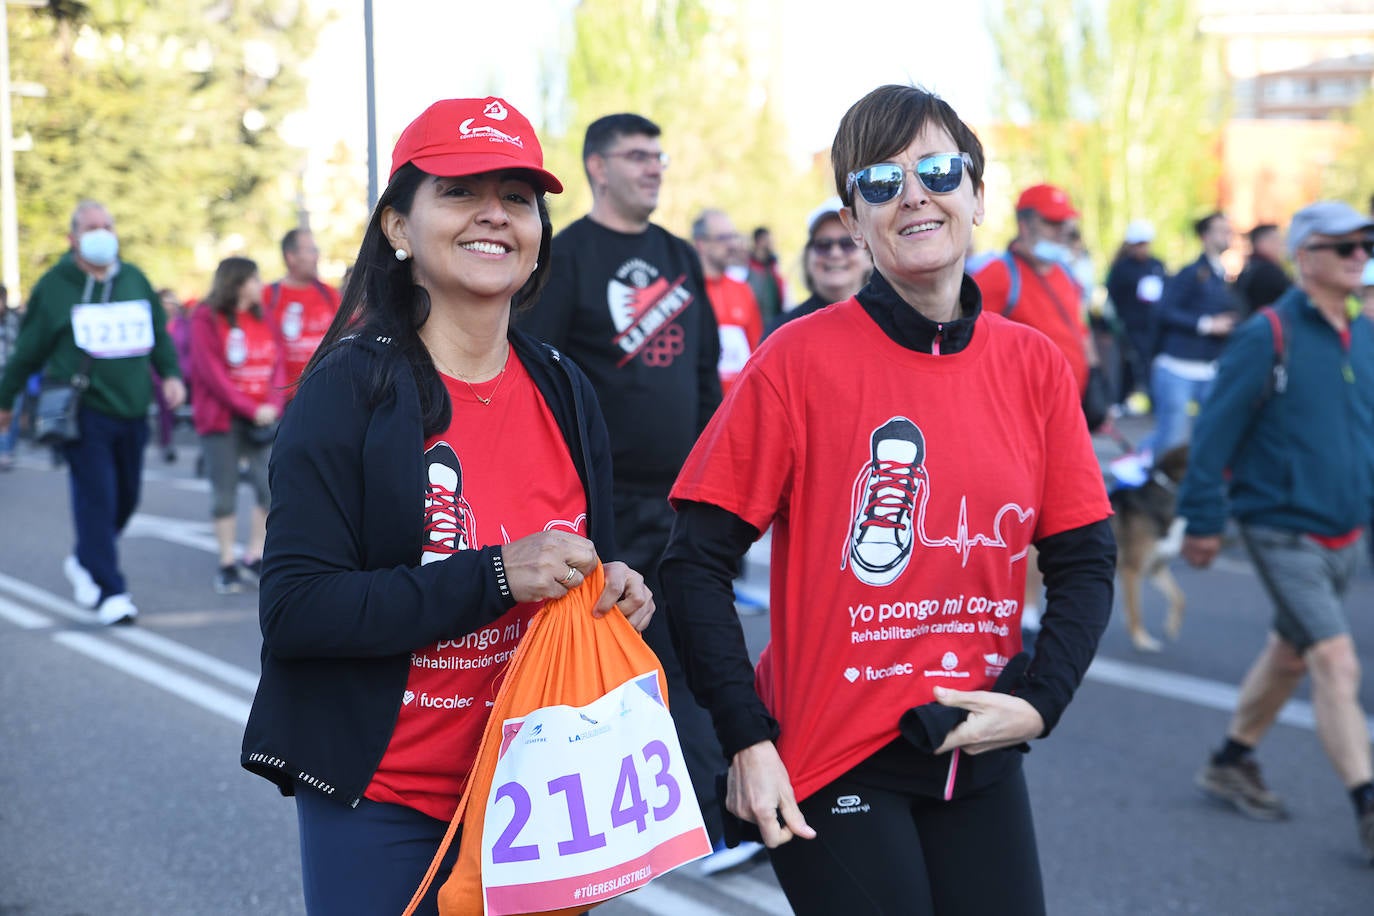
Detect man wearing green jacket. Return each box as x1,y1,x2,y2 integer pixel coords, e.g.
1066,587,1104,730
0,200,184,624
1180,200,1374,865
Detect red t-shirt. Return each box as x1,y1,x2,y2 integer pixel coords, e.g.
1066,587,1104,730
705,275,764,394
670,298,1110,802
219,310,278,403
264,280,340,388
365,352,588,821
973,257,1090,394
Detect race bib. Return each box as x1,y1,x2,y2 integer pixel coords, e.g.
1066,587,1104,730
481,671,710,914
71,300,154,359
1136,275,1164,303
717,325,752,378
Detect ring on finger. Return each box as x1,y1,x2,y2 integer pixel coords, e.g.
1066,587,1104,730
562,565,578,585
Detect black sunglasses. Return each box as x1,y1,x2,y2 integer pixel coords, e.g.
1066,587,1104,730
845,152,972,206
810,237,858,254
1304,239,1374,258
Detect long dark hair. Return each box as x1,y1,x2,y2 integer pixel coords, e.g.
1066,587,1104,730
203,256,260,328
302,163,554,437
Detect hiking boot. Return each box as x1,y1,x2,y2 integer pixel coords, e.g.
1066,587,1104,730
1196,757,1288,821
1359,807,1374,866
213,564,242,595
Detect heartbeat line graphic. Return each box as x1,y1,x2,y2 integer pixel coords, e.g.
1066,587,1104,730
845,462,1034,572
913,467,1033,567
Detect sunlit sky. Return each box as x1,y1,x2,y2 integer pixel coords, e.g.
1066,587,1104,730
290,0,996,189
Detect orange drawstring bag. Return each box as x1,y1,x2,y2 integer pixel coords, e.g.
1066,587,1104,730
403,564,711,916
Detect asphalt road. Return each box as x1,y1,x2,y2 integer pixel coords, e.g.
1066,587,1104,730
1,418,1372,915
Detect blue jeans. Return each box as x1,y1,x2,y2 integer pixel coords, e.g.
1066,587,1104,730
0,393,19,455
1142,360,1215,457
295,790,460,916
63,406,149,601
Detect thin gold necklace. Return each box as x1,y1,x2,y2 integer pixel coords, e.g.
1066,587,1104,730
439,347,509,406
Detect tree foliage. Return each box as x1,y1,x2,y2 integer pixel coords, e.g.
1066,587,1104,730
542,0,831,280
988,0,1226,269
1324,88,1374,210
7,0,320,299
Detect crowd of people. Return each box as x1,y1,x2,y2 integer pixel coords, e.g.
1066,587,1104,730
1,82,1373,915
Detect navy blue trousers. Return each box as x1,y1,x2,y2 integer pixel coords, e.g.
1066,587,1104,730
63,406,148,601
295,791,459,916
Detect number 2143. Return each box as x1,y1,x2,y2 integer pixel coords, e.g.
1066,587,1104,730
491,739,681,863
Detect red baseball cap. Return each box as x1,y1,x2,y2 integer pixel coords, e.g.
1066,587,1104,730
1016,184,1078,221
389,97,563,193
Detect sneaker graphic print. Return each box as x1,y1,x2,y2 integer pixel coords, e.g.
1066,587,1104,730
422,442,478,565
845,417,925,586
842,416,1035,586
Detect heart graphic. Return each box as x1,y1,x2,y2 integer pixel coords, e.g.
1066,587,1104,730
403,690,416,706
843,667,861,683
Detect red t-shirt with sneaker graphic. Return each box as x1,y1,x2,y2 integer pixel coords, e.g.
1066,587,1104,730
670,298,1110,802
365,351,587,821
220,311,279,403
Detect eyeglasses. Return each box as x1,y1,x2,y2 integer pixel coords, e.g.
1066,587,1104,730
1304,239,1374,258
603,149,670,167
846,152,972,206
810,237,858,254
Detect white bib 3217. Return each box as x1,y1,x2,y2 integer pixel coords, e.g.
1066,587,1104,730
71,299,155,359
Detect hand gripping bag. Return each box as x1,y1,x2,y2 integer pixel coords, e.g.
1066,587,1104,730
404,564,711,916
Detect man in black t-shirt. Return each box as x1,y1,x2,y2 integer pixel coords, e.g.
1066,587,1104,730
520,113,733,858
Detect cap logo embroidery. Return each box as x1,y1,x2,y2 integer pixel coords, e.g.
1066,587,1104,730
483,100,508,120
457,118,524,149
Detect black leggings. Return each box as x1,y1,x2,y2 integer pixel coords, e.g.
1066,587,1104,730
767,764,1045,916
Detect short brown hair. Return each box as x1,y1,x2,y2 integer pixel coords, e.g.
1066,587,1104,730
831,85,984,208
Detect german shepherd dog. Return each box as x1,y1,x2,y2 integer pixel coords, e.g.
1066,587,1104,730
1109,445,1189,652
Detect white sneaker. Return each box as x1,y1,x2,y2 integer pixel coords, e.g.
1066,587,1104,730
63,556,100,608
96,593,138,625
698,840,765,876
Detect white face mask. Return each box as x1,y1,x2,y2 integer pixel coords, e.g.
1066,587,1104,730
78,228,119,267
1031,239,1071,266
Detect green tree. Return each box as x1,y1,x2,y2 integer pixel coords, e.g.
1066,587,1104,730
7,0,321,298
543,0,831,282
988,0,1227,270
1324,88,1374,210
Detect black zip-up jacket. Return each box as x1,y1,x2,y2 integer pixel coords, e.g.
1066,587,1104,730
241,329,616,805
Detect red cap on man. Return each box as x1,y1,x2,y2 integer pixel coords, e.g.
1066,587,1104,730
1016,184,1078,222
389,97,563,194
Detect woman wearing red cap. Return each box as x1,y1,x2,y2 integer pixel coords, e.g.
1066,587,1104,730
661,85,1114,915
239,97,654,914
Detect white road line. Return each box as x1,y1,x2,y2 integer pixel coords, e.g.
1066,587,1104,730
124,512,219,554
0,569,261,693
53,631,251,725
0,569,93,623
111,627,260,693
1086,655,1374,734
0,594,53,629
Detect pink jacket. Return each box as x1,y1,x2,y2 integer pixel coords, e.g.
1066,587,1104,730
189,304,286,436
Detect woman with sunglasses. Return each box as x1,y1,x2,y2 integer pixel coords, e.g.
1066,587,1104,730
765,196,872,338
660,85,1115,915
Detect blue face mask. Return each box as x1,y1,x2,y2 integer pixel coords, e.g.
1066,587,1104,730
78,228,119,267
1031,239,1071,266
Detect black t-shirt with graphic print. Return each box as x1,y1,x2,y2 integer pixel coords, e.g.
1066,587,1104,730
519,216,722,490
